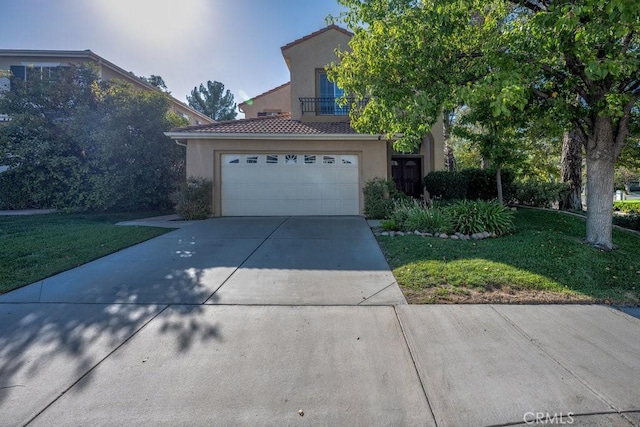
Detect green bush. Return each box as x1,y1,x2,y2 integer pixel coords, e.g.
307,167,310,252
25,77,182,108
170,177,212,220
423,168,515,202
613,200,640,214
388,199,418,229
0,66,185,212
405,206,455,234
447,199,515,236
460,168,516,201
388,199,455,234
613,213,640,231
514,180,571,208
363,178,406,219
423,171,467,200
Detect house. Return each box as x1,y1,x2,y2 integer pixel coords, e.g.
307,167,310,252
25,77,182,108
165,25,445,216
0,49,213,126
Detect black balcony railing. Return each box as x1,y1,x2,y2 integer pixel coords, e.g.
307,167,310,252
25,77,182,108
299,97,369,115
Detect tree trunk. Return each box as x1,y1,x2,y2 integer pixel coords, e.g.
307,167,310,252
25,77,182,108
442,110,456,172
585,117,617,250
445,144,456,172
560,128,583,211
496,166,503,204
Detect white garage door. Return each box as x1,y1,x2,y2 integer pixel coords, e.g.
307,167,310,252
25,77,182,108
221,153,359,216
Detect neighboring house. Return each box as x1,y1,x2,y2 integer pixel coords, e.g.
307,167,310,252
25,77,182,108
239,82,290,119
0,49,213,126
165,25,444,217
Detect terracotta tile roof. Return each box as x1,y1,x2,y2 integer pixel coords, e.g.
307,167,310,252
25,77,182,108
280,25,353,51
170,113,362,135
238,82,290,107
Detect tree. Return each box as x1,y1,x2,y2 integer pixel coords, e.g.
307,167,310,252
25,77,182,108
0,65,187,210
560,129,584,210
0,65,98,208
187,80,237,121
453,102,526,204
331,0,639,250
79,80,187,211
141,75,169,92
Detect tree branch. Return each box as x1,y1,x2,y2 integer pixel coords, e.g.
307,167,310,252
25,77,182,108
541,65,567,82
532,88,551,99
614,95,640,153
621,31,634,55
564,53,594,93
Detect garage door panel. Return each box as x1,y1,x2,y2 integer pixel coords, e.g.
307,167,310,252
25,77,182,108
340,184,359,199
221,153,359,216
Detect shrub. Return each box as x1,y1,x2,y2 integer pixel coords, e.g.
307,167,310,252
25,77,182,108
423,168,515,202
404,206,455,234
363,178,406,219
170,177,212,220
613,200,640,214
448,199,515,236
460,168,516,201
423,171,467,200
388,199,419,229
613,213,640,232
386,199,455,234
514,180,571,208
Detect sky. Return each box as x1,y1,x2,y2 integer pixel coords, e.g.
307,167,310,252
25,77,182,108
0,0,347,116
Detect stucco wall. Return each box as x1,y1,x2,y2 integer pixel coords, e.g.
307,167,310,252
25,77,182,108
282,29,351,121
239,83,291,119
185,138,388,216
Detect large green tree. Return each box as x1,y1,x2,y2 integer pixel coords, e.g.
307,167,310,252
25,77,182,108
187,80,237,121
331,0,639,250
0,65,186,210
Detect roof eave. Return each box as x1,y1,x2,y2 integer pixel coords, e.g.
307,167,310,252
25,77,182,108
164,132,384,141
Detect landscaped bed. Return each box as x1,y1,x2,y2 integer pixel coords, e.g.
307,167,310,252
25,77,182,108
377,208,640,305
0,212,173,294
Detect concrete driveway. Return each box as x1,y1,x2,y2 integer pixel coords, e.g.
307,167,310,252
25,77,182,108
1,216,405,306
1,216,639,426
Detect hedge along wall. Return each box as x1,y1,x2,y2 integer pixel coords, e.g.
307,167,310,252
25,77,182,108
423,168,515,201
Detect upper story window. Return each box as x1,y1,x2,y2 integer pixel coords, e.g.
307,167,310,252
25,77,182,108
8,64,67,91
316,70,347,115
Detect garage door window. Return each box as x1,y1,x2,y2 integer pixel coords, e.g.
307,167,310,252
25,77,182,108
226,156,240,164
285,154,298,164
323,155,335,164
304,155,316,164
341,155,357,165
266,155,279,164
246,156,259,164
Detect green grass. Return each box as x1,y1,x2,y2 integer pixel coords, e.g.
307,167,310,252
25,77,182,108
378,208,640,304
0,212,173,294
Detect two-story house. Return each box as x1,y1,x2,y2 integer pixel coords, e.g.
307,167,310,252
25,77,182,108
165,25,444,217
0,49,213,126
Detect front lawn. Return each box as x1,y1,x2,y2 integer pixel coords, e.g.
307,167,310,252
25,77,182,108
378,208,640,305
0,212,173,294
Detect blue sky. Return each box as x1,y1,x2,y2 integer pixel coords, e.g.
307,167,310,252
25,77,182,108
0,0,346,115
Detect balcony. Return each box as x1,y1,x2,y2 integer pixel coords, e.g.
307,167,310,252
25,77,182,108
299,97,368,116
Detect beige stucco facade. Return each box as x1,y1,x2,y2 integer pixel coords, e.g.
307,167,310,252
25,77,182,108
181,136,388,216
281,28,352,122
0,50,213,126
166,25,445,216
239,83,290,119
